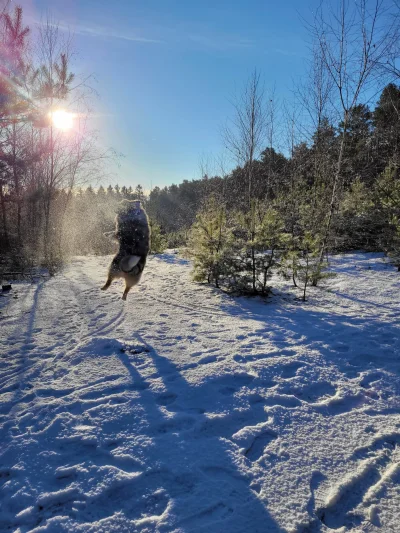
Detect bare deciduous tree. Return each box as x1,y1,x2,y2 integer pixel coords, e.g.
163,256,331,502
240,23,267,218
311,0,398,270
380,0,400,80
223,69,266,205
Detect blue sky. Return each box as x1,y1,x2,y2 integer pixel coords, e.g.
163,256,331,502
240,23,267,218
21,0,320,189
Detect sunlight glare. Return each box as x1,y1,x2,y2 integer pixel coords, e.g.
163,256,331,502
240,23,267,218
51,110,73,130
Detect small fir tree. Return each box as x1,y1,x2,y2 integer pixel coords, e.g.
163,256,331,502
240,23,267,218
230,201,288,295
188,197,233,288
149,219,167,254
375,166,400,269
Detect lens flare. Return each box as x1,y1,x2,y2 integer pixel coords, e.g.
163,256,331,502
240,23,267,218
51,110,73,130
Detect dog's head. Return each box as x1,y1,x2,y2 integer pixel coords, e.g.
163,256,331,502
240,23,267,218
117,199,147,224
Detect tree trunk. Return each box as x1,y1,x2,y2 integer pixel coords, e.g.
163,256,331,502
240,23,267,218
0,181,9,246
315,115,348,283
12,121,22,245
303,253,310,301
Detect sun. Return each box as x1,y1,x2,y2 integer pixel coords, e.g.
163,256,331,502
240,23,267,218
51,110,74,130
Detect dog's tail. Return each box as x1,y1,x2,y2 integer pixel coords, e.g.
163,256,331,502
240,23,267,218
120,255,141,273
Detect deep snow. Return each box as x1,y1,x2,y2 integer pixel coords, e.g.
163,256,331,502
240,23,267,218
0,252,399,533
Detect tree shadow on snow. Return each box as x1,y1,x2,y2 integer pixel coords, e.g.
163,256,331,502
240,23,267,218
114,332,286,532
151,252,190,266
219,294,400,378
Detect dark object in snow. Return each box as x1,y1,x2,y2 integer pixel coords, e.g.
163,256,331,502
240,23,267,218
120,345,150,355
2,284,11,292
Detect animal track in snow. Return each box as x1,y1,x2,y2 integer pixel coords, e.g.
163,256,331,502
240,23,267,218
218,386,237,395
352,432,400,459
263,394,302,409
178,501,231,529
332,343,350,353
202,465,247,485
34,486,83,524
233,352,276,364
83,477,169,521
215,373,255,396
278,348,298,357
291,381,336,403
77,381,148,400
248,393,265,405
0,469,10,484
316,441,399,530
313,391,369,416
156,415,196,434
281,361,306,378
245,430,278,462
359,371,383,389
156,392,178,406
177,406,205,415
198,355,218,365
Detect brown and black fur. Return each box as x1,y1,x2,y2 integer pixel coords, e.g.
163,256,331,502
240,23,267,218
101,200,151,300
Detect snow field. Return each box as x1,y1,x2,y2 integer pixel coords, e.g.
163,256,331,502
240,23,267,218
0,252,399,532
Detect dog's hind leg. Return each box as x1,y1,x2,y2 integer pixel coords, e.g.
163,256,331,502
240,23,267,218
121,274,141,301
101,277,113,291
122,285,131,301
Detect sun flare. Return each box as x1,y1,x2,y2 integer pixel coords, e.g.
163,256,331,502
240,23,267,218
51,110,74,130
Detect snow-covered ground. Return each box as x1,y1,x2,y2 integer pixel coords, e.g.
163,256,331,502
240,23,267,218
0,252,399,533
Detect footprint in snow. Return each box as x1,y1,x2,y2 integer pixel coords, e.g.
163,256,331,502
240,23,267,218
84,479,169,521
234,352,277,364
245,430,278,462
359,372,383,389
216,373,254,395
198,355,218,365
279,348,298,357
202,465,247,484
314,392,367,416
157,416,196,434
156,392,178,406
263,395,302,409
316,445,397,530
333,344,350,353
291,381,336,403
248,393,266,405
281,361,306,378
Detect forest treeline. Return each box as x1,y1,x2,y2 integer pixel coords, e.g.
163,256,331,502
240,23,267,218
0,1,399,299
55,80,400,252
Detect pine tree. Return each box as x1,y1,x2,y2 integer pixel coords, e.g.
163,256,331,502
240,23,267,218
189,198,233,288
134,184,145,203
229,201,288,295
375,166,400,269
285,232,326,301
149,219,166,254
